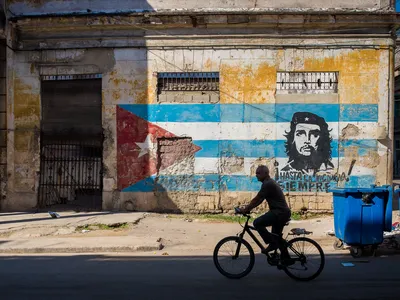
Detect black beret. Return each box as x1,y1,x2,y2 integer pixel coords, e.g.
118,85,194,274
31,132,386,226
291,112,325,126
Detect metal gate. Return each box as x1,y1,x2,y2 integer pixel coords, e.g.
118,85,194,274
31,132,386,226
38,76,103,210
38,133,103,209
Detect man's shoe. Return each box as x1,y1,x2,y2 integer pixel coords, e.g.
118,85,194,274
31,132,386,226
281,256,296,266
262,243,278,254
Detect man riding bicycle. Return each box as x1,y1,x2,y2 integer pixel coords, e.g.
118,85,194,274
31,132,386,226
238,165,293,260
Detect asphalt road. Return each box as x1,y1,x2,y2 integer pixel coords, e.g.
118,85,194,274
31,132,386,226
0,252,399,300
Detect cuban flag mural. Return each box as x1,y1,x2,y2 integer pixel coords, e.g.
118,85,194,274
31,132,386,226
116,101,378,194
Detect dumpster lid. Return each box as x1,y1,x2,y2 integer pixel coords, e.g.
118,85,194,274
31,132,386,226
328,185,391,194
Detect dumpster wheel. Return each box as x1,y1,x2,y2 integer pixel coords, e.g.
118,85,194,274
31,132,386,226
350,246,363,258
333,239,344,250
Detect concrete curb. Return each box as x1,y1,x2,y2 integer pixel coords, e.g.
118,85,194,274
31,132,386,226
0,244,163,254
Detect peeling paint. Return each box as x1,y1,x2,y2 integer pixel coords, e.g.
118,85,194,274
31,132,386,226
220,62,276,104
359,151,380,168
341,124,360,139
250,158,276,177
220,156,244,174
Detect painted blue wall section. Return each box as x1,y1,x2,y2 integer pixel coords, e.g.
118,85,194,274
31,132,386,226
123,175,377,192
118,103,378,123
194,139,378,158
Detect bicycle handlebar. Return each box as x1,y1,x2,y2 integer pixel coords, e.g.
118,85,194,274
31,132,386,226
234,206,251,217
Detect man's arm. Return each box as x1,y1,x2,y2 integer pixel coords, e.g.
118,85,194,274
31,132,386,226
242,193,264,213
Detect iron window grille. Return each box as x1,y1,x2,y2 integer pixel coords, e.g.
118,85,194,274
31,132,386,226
157,72,219,94
277,72,338,93
41,74,102,81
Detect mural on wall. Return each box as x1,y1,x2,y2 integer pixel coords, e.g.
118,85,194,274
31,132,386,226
276,111,354,193
116,105,201,191
282,112,334,174
116,102,377,194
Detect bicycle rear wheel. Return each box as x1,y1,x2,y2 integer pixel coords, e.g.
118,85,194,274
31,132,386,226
283,237,325,281
213,236,255,279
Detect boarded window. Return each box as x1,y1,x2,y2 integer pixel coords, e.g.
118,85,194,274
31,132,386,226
276,72,338,94
41,78,102,137
157,72,219,103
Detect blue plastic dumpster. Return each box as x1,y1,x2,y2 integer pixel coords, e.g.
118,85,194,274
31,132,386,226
328,185,393,257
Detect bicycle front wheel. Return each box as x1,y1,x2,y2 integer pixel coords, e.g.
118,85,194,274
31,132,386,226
213,236,255,279
283,237,325,281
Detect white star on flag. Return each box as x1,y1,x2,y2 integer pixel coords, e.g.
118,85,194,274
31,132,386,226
305,117,309,121
136,134,157,158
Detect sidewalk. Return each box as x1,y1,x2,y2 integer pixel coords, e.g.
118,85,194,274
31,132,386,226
0,211,162,253
0,210,398,255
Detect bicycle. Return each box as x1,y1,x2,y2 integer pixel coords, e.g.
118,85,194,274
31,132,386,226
213,207,325,281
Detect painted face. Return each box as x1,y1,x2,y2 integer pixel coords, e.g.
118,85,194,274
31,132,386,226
293,123,321,156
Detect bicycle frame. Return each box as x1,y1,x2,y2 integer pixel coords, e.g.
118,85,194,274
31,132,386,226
237,215,266,251
236,214,304,260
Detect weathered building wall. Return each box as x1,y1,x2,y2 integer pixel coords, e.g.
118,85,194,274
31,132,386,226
6,0,395,15
3,23,394,212
4,39,394,212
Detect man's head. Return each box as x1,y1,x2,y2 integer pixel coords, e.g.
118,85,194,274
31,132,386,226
255,165,269,182
284,112,333,171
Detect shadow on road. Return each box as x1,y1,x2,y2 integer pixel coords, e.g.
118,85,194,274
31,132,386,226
0,253,399,300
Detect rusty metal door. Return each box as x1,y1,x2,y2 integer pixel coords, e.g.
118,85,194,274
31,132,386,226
38,76,103,210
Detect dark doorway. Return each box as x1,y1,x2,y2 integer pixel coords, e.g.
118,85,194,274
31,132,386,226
38,77,103,210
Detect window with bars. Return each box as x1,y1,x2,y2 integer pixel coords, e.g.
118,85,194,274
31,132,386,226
157,72,219,103
276,72,338,94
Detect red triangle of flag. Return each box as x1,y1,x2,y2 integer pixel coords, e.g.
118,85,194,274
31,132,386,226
117,106,201,190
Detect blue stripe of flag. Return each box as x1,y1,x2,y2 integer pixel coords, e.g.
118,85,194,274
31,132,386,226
122,175,376,192
194,139,378,158
118,104,378,123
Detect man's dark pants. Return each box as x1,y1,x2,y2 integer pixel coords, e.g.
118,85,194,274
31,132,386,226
253,211,290,255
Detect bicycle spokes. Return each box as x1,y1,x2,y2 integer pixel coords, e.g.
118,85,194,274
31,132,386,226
284,237,325,281
214,238,254,278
